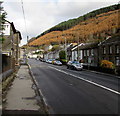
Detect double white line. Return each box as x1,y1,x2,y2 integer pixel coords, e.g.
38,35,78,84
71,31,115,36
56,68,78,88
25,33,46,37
49,66,120,95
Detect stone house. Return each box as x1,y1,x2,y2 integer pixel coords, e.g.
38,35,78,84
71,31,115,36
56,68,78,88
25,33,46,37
98,34,120,67
2,21,22,64
80,42,99,67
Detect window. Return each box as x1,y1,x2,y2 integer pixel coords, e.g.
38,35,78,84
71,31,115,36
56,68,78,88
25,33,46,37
91,49,94,56
116,45,119,54
84,50,86,56
87,50,89,56
109,46,112,54
115,57,120,65
103,47,106,54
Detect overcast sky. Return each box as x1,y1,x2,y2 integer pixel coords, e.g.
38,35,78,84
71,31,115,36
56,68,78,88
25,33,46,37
2,0,119,46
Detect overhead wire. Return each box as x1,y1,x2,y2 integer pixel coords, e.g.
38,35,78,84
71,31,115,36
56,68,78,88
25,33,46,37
21,0,28,42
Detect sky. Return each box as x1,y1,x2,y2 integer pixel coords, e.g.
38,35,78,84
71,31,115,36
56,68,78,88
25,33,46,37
2,0,119,46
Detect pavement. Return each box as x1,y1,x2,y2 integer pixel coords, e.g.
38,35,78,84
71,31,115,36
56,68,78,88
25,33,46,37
2,65,42,115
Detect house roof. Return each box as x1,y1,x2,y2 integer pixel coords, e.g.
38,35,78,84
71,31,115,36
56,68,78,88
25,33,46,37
10,22,16,33
5,20,22,40
5,20,16,33
66,43,78,51
98,33,120,46
72,43,85,51
80,42,98,50
72,42,99,51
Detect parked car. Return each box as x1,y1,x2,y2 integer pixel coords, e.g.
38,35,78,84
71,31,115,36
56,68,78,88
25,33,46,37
45,59,49,63
47,59,55,64
54,60,62,65
39,58,45,62
67,61,83,70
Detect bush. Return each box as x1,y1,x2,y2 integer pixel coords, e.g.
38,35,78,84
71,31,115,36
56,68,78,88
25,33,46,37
59,50,66,59
100,60,115,69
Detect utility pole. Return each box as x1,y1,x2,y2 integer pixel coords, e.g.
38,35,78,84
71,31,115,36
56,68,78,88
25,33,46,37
26,35,29,64
65,36,67,60
63,36,67,61
77,33,80,61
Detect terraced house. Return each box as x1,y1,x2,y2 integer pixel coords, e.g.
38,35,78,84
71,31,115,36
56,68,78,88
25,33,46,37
98,34,120,70
70,33,120,74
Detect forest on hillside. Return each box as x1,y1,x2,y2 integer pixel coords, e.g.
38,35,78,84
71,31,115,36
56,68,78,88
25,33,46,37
29,4,120,47
36,4,120,39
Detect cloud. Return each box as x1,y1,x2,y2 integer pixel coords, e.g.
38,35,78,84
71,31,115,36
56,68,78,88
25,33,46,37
3,0,119,46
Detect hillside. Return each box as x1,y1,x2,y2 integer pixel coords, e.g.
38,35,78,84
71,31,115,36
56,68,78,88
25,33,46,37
29,5,120,46
36,4,119,39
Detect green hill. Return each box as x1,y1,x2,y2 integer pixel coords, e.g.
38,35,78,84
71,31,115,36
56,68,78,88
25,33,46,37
36,4,119,39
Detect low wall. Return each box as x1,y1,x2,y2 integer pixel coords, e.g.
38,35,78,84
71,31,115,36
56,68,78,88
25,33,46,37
2,54,15,73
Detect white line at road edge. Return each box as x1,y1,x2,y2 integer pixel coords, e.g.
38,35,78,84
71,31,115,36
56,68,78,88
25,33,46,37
49,66,120,95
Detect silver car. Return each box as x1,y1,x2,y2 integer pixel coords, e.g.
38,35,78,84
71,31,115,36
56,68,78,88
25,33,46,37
54,60,62,65
67,61,83,71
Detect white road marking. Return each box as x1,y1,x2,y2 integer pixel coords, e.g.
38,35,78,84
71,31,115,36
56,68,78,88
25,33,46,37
49,66,120,95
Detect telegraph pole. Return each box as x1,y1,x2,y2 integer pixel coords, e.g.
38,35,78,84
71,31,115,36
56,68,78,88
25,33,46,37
77,33,80,61
65,36,67,61
26,35,29,64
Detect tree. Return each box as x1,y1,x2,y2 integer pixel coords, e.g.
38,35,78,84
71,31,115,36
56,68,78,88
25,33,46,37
50,45,60,52
59,50,66,59
0,1,7,42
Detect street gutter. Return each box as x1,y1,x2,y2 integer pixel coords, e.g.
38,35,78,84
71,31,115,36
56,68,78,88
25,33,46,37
84,69,120,79
27,63,49,114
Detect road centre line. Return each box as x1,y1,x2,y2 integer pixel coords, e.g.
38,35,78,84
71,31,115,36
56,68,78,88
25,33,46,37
49,66,120,95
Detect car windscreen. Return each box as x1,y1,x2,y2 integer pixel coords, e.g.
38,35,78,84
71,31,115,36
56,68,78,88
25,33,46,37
72,61,79,64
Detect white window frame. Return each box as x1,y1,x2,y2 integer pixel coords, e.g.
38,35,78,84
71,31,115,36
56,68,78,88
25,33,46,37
116,45,119,54
115,56,120,65
109,46,112,54
84,50,86,56
103,47,106,54
91,49,94,56
87,50,89,56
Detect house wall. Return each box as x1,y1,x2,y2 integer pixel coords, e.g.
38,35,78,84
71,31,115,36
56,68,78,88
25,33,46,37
82,48,98,67
2,54,15,73
72,50,83,61
2,21,21,68
53,52,59,59
48,53,53,59
20,48,25,59
44,45,53,51
99,42,120,66
44,54,48,60
72,51,77,61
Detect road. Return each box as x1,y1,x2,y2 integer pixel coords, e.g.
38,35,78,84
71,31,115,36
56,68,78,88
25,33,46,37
28,59,120,114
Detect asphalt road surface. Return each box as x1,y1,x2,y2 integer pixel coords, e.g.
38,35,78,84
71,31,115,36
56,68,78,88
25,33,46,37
28,59,120,114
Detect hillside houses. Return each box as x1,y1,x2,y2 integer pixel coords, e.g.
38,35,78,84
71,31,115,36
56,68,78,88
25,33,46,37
36,33,120,74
